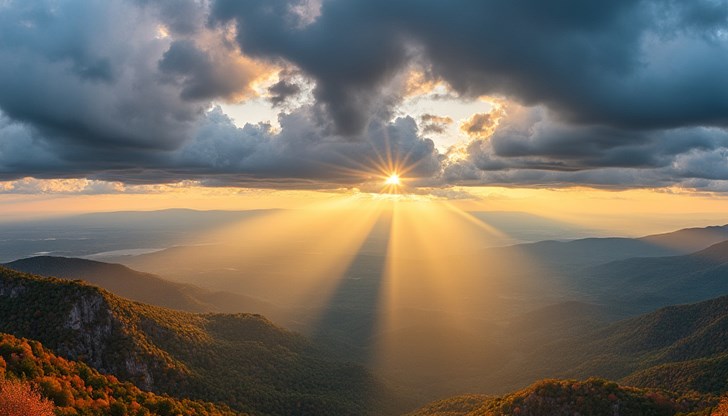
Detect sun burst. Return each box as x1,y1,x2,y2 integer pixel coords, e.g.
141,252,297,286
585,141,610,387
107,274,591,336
384,174,401,186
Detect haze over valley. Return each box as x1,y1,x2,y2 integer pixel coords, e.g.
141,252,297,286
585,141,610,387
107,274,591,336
3,0,728,414
4,209,728,413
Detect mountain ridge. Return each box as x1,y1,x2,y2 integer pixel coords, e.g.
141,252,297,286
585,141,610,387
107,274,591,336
407,378,717,416
502,294,728,396
0,266,409,415
4,256,280,317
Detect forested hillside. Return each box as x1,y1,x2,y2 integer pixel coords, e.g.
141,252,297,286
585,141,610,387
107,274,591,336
579,240,728,312
0,332,238,415
0,266,408,416
501,294,728,396
407,378,717,416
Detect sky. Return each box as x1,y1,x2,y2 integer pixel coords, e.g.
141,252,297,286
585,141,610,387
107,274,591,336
1,0,728,226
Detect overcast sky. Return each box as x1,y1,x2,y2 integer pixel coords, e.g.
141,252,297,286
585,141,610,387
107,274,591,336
1,0,728,194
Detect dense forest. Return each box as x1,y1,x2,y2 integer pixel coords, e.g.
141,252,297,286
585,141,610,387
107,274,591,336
0,266,408,415
408,378,719,416
0,332,239,415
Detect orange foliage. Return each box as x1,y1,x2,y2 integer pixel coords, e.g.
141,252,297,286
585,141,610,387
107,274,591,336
0,333,238,415
713,397,728,415
0,378,55,416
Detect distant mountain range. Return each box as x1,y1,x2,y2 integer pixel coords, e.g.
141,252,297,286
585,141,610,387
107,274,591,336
0,209,275,263
494,223,728,270
4,256,281,317
0,208,619,263
577,240,728,312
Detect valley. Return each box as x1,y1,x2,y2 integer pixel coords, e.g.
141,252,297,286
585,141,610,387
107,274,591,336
2,210,728,414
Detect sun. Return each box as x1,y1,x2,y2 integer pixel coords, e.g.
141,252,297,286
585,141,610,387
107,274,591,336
385,173,401,186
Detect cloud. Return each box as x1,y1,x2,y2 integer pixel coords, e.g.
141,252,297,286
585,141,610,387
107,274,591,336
211,0,728,134
0,178,125,194
158,39,266,101
0,0,204,151
441,103,728,190
1,0,728,194
460,110,503,139
420,114,453,134
210,0,415,135
0,0,274,155
0,105,441,189
172,106,441,187
267,79,302,106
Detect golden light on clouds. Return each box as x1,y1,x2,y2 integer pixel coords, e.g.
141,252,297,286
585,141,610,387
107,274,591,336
186,23,283,104
404,70,443,98
2,176,728,237
155,25,170,39
459,104,506,139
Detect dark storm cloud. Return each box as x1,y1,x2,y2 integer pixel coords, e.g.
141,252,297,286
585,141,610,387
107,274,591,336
0,0,205,151
134,0,206,35
158,39,259,101
2,0,728,192
268,79,302,106
485,106,728,171
0,106,441,188
211,0,728,133
211,0,414,135
440,105,728,189
0,0,440,189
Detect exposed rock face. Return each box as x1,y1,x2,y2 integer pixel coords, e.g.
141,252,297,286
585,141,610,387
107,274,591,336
0,284,25,298
61,291,114,367
0,268,162,389
124,356,153,388
60,292,157,387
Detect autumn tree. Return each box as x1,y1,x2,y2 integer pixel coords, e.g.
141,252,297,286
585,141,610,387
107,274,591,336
0,378,55,416
713,397,728,416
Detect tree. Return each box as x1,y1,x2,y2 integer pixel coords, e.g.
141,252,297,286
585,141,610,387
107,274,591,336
713,397,728,416
0,378,55,416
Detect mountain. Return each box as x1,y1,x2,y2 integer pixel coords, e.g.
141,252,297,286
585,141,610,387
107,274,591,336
0,266,408,415
496,238,680,271
0,332,239,415
641,224,728,254
0,209,276,263
110,222,728,325
107,223,728,400
506,294,728,396
415,293,728,398
490,223,728,270
577,240,728,312
407,378,716,416
4,256,280,317
464,211,607,243
503,301,620,346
